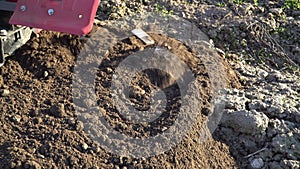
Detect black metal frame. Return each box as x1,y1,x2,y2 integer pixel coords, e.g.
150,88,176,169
0,1,16,11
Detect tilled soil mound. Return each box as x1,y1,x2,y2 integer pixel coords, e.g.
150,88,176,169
0,28,240,168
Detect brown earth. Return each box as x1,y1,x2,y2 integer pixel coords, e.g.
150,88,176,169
0,26,241,168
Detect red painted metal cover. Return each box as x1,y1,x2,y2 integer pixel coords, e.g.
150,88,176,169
9,0,100,35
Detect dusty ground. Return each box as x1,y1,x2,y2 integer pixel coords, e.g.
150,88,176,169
0,30,240,168
1,0,299,168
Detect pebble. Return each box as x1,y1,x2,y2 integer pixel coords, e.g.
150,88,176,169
292,46,300,53
82,143,89,150
250,158,264,169
92,146,101,153
44,71,49,78
163,43,172,50
68,117,75,125
257,69,268,78
13,115,22,123
0,89,10,96
106,67,113,73
76,121,84,131
10,161,17,168
37,154,45,159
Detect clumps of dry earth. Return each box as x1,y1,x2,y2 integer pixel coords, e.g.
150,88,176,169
98,0,300,70
0,28,239,168
217,64,300,169
0,0,299,169
97,0,300,168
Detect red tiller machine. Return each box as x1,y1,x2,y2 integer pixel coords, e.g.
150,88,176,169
0,0,100,66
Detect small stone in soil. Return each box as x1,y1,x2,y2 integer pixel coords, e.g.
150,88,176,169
49,103,67,117
0,89,10,96
10,161,16,168
76,121,84,131
250,158,264,169
82,143,89,150
37,154,45,159
44,71,49,78
13,115,22,123
33,117,43,124
92,146,101,153
106,67,113,73
68,117,75,125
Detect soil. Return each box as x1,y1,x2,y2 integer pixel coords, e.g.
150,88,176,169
0,29,241,169
1,0,299,168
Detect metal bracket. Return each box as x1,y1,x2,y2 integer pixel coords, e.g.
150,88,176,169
0,27,32,67
0,9,32,67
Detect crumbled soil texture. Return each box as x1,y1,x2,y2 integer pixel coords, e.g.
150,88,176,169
0,29,240,168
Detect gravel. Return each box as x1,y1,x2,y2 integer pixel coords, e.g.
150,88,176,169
0,88,9,96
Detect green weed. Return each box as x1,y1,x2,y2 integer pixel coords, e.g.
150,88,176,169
283,0,300,10
217,2,226,7
233,0,243,4
154,4,174,15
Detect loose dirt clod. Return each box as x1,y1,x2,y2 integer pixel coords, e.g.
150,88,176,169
24,160,41,169
0,89,9,96
82,143,89,150
49,103,67,118
75,121,84,131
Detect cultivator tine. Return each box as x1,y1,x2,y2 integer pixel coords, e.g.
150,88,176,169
0,26,32,67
